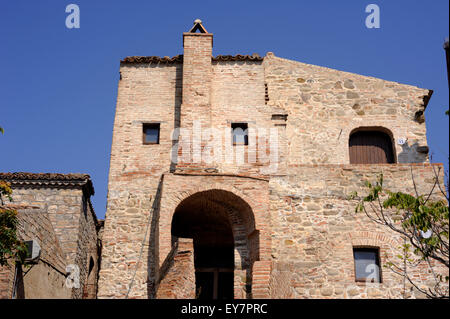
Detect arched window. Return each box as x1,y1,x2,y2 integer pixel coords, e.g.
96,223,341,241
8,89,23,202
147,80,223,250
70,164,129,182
349,128,395,164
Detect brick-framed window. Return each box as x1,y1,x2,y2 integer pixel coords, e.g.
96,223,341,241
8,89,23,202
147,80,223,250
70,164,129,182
143,123,160,145
231,123,248,146
353,247,382,283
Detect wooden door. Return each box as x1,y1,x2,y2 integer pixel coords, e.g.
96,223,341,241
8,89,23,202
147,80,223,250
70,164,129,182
349,131,394,164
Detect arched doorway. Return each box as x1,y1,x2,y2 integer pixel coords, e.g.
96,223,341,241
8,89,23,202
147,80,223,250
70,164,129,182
170,189,257,300
349,128,396,164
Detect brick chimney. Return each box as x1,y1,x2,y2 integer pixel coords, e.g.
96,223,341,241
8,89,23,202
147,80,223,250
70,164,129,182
181,19,213,126
175,19,215,170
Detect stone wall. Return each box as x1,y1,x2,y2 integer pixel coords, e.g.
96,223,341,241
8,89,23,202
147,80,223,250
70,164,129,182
79,199,101,298
9,187,99,298
264,54,431,165
18,207,70,298
0,177,100,299
269,163,447,298
0,207,70,299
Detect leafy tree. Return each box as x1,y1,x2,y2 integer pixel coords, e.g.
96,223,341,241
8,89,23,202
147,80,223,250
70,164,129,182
0,181,28,266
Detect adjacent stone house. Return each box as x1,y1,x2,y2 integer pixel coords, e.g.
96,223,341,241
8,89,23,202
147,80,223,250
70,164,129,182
96,20,447,299
0,173,101,299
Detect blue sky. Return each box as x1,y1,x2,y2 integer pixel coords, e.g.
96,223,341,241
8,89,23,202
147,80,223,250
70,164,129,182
1,0,448,219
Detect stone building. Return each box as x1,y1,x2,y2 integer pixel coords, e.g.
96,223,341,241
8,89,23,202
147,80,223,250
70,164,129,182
0,173,101,299
97,20,447,299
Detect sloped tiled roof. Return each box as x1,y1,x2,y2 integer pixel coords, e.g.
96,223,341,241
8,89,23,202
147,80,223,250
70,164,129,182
213,54,262,62
121,55,184,64
120,54,263,64
0,172,94,196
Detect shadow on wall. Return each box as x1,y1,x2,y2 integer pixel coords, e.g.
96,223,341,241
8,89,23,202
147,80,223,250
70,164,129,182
170,65,183,173
147,175,165,299
12,265,24,299
397,141,428,163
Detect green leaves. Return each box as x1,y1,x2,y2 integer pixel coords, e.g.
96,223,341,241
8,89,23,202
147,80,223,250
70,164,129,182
349,172,449,298
0,181,28,266
355,174,449,254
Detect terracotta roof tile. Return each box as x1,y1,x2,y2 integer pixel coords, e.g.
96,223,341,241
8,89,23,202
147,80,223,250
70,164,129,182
120,55,183,64
213,54,263,62
120,54,263,64
0,172,94,196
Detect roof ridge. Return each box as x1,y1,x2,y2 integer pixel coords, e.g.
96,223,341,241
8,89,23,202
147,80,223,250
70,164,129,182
0,172,95,196
0,172,91,180
120,53,264,64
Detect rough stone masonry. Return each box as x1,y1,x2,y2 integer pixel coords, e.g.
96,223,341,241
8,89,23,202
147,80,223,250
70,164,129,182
97,20,448,299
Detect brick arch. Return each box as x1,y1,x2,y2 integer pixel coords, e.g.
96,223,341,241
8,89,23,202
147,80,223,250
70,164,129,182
348,231,400,248
347,231,403,281
156,175,271,298
158,181,267,268
162,183,262,231
158,187,263,299
171,189,256,269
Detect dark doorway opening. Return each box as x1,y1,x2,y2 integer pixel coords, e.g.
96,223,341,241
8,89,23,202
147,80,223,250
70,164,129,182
194,242,234,299
172,190,237,300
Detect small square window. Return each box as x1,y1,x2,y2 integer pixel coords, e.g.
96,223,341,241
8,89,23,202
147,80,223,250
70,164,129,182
143,123,160,144
353,248,381,283
231,123,248,146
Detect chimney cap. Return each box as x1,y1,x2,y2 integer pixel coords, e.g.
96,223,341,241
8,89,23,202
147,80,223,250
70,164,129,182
188,19,208,33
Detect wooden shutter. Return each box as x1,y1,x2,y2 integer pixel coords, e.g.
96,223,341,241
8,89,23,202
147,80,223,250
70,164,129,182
349,131,394,164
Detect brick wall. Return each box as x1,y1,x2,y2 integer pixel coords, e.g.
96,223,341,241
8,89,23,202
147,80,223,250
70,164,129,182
156,238,195,299
0,263,14,299
98,59,181,297
269,164,447,298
